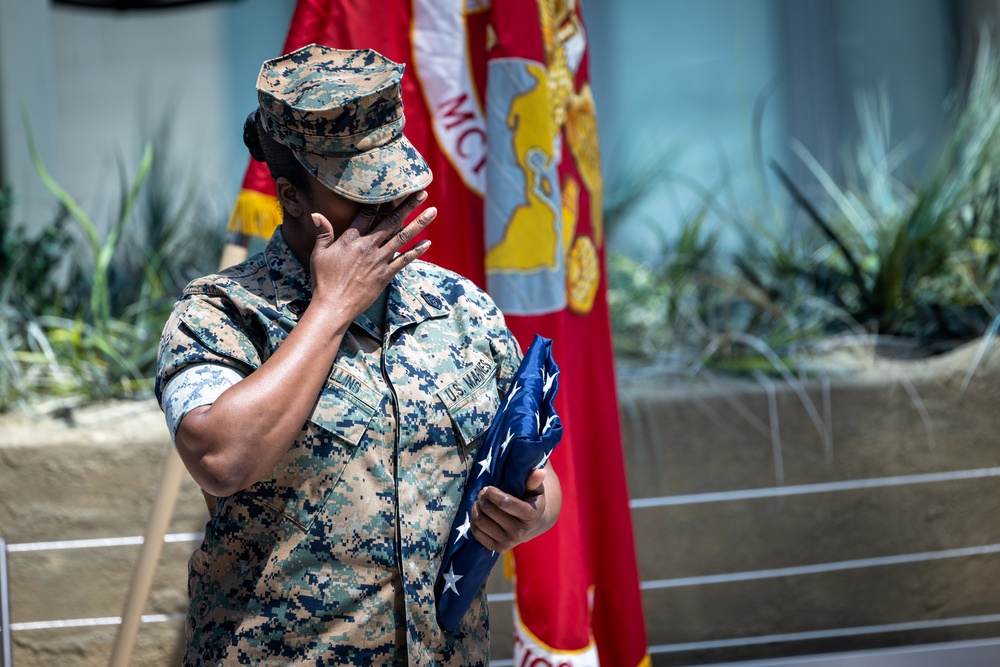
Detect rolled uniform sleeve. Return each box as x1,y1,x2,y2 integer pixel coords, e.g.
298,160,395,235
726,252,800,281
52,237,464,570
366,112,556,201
155,293,263,438
161,364,246,441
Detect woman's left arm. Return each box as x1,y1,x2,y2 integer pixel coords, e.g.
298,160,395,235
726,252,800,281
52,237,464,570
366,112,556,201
470,462,562,552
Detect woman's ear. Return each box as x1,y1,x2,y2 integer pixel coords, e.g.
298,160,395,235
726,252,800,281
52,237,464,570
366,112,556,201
275,177,306,218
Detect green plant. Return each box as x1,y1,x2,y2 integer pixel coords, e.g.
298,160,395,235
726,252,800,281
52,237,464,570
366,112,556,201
0,189,80,316
0,122,225,413
607,196,846,374
773,34,1000,350
19,133,160,405
605,96,849,374
111,119,222,317
608,30,1000,376
607,209,719,361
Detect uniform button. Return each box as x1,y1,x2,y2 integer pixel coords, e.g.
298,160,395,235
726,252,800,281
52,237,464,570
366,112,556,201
287,300,307,316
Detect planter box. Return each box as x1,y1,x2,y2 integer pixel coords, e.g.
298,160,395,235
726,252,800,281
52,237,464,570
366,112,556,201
0,402,207,666
2,340,1000,665
619,340,1000,665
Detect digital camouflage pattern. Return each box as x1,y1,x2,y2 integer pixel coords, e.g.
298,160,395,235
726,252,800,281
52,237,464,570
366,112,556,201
161,365,246,439
155,228,521,665
256,44,433,204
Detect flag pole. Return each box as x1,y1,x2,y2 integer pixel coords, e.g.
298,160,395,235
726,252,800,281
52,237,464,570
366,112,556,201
108,447,186,667
109,242,248,667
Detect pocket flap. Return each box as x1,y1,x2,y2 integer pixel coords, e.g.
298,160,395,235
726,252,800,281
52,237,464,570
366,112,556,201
177,300,261,371
438,358,499,448
242,367,381,531
309,366,383,441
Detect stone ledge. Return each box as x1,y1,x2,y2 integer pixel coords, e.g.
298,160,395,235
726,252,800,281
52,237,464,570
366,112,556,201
3,340,1000,665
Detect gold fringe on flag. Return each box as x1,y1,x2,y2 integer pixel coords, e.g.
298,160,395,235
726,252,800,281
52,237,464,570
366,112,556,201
227,188,282,240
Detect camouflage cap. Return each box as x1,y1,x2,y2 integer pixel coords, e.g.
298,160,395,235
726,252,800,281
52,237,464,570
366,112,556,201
256,44,432,204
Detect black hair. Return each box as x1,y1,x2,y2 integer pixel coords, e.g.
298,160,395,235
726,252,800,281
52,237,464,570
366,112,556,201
243,110,313,195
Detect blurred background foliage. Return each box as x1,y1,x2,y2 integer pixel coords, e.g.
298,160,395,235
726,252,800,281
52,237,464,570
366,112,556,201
0,122,224,413
7,36,1000,409
608,35,1000,376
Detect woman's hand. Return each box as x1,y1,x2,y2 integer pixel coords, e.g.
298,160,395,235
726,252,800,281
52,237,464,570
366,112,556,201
470,462,562,552
309,191,437,329
175,193,436,497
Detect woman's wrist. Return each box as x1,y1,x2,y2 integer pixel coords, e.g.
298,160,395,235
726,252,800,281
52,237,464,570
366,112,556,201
298,298,353,344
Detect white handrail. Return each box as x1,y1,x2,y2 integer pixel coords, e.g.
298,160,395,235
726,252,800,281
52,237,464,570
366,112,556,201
629,466,1000,508
1,538,12,667
6,466,1000,663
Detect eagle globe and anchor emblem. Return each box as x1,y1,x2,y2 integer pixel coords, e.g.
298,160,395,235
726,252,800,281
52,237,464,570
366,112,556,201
413,2,605,666
412,0,604,318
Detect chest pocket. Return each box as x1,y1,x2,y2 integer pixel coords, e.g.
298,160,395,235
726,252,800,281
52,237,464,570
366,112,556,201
241,366,382,531
438,357,500,467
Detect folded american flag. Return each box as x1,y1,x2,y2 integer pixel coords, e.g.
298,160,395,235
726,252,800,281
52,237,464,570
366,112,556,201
434,334,563,632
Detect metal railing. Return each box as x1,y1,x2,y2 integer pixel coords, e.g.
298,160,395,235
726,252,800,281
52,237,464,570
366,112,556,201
1,538,11,667
4,466,1000,666
0,531,200,667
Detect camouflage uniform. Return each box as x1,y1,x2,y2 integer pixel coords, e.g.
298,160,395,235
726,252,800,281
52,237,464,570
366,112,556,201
256,45,432,205
156,228,521,665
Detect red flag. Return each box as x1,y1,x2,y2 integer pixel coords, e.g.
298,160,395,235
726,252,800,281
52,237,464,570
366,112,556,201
227,0,486,284
228,2,649,665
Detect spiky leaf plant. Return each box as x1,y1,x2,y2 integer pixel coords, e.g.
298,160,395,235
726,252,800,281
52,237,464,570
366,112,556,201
0,122,224,413
775,35,1000,350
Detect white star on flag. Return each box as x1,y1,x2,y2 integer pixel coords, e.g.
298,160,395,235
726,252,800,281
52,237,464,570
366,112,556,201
543,414,557,434
542,369,559,397
454,513,471,544
504,381,521,409
534,449,551,471
500,428,515,454
443,564,463,595
477,447,493,478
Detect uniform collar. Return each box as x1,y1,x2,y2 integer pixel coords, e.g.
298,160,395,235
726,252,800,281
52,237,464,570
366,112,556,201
386,267,451,337
263,227,451,331
263,226,312,320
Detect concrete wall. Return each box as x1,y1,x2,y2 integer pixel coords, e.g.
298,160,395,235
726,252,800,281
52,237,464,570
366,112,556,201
4,341,1000,665
0,0,61,228
589,0,790,261
620,341,1000,664
0,0,294,232
0,403,208,666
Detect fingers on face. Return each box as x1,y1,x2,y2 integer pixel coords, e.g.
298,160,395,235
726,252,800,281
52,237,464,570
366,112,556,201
368,190,427,234
350,191,433,253
395,206,436,247
386,207,437,270
353,203,380,228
